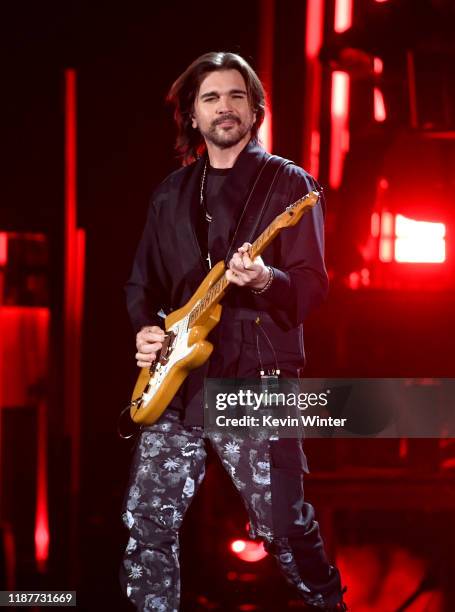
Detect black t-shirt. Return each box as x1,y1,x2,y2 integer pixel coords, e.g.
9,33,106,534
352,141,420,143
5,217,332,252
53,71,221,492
197,165,230,268
206,165,230,214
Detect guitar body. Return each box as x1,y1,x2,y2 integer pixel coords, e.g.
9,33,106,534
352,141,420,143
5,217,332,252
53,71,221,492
128,190,319,427
130,260,225,425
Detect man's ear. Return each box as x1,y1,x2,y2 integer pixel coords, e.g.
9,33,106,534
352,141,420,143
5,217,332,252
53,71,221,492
191,115,198,129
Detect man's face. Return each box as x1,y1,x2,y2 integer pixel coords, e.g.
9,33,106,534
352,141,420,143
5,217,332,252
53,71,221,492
191,69,256,150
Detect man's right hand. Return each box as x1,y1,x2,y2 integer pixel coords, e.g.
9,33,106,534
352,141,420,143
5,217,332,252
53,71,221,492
135,325,165,368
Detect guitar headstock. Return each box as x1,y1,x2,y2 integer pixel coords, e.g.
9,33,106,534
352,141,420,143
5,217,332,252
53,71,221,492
276,190,320,228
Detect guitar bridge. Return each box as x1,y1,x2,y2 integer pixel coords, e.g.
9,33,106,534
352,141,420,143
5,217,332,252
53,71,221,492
147,331,176,374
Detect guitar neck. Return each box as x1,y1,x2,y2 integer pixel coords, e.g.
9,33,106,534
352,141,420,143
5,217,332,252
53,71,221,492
187,216,283,328
187,191,318,328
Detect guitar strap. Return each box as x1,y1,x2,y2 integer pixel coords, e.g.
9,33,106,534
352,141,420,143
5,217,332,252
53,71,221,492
224,155,293,265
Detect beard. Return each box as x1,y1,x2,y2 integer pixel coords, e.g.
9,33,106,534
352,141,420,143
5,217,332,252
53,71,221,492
202,114,253,149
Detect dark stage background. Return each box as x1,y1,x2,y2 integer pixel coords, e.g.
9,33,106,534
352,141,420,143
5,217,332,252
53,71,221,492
1,1,455,611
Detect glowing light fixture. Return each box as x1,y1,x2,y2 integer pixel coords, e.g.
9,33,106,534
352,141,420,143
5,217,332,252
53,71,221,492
231,540,246,553
0,232,7,266
230,539,268,563
303,0,325,177
259,105,272,153
332,71,350,118
379,211,394,262
35,514,49,571
376,212,446,264
330,71,350,188
306,0,324,59
371,212,380,238
35,362,51,571
334,0,353,33
395,215,446,263
373,57,384,74
374,88,386,122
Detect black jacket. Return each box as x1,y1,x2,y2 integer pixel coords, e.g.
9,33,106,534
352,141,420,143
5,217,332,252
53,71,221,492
125,140,328,424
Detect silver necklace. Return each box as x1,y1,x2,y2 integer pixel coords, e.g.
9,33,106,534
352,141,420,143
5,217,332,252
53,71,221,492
199,159,212,269
199,159,213,223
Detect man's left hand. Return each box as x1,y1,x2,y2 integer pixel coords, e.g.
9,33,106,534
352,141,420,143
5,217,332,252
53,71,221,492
225,242,271,290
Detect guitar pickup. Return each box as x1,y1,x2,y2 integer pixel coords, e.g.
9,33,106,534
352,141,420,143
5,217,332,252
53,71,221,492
158,331,176,365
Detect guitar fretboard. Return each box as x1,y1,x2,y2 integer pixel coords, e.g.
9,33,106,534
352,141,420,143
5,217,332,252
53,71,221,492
187,192,317,328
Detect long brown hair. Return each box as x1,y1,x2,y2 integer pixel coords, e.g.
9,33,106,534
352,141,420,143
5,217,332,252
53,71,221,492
167,52,265,165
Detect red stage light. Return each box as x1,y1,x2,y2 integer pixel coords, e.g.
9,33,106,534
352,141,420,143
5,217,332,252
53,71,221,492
35,511,49,570
395,215,446,263
379,238,393,263
230,539,268,563
306,0,325,59
330,71,350,189
303,0,325,177
63,68,86,576
376,212,446,264
371,212,380,238
374,87,387,122
332,71,350,118
334,0,353,33
35,395,49,572
381,212,394,236
258,0,274,153
0,307,49,407
231,540,246,553
258,105,272,153
379,212,394,262
373,57,384,74
0,233,7,266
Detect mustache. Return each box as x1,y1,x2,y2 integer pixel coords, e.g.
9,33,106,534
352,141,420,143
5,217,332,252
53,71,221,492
212,114,240,127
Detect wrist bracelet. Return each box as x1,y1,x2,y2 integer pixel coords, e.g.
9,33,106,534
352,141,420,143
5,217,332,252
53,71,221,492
251,266,274,295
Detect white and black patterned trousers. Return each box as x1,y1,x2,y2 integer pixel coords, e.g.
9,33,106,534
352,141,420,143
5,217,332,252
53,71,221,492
119,410,344,611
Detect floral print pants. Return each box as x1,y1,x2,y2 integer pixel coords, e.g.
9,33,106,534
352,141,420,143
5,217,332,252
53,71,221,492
120,410,344,611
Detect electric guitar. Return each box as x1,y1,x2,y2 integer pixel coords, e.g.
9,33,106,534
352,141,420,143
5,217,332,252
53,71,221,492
130,190,320,425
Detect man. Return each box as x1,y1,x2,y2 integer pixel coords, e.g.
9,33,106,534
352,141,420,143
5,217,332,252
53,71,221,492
121,52,347,611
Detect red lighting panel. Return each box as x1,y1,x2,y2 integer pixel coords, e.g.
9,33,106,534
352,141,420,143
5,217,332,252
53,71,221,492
303,0,325,177
395,215,446,263
332,71,350,119
376,212,446,264
306,0,325,59
373,57,384,74
231,540,246,553
371,212,381,238
0,233,7,266
334,0,353,33
374,88,387,122
379,212,394,262
230,539,267,563
259,105,272,153
330,71,350,188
